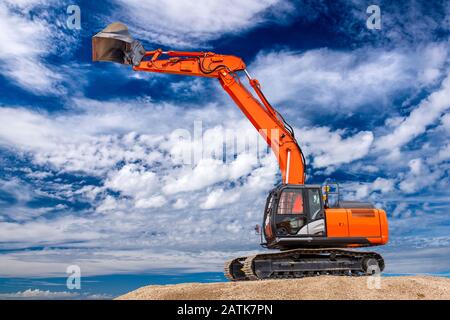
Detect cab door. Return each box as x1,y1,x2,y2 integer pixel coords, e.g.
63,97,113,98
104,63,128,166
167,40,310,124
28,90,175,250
304,188,325,236
273,188,307,236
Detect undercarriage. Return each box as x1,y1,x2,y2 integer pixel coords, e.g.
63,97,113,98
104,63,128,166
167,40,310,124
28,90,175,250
224,248,384,281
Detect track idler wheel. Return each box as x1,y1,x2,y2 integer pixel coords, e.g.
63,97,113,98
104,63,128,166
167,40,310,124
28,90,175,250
224,257,247,281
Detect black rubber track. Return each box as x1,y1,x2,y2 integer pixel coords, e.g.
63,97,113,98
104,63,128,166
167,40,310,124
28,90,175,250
224,248,384,281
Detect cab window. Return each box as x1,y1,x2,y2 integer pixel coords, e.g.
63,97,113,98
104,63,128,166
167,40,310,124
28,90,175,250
277,191,304,215
275,189,305,235
308,189,322,220
264,194,275,239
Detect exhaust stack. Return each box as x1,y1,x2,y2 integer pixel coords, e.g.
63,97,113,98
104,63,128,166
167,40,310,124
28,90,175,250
92,22,145,66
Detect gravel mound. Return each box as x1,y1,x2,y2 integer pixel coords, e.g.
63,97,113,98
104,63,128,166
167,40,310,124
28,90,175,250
116,275,450,300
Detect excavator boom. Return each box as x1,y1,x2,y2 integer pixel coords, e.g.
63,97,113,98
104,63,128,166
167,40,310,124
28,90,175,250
93,22,305,185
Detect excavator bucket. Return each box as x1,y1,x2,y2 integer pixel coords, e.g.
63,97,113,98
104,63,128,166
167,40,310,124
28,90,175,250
92,22,145,66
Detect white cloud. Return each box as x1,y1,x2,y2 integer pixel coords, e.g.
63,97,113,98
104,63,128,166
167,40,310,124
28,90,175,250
172,198,188,209
228,153,259,179
0,107,61,149
376,72,450,151
200,188,240,210
433,144,450,163
0,216,101,246
248,44,448,114
298,126,374,168
0,288,113,300
96,195,125,213
135,195,167,209
399,158,443,194
0,1,72,94
105,164,163,208
0,289,78,300
339,177,398,203
441,113,450,132
163,158,228,194
0,178,70,221
0,248,260,277
0,103,186,175
371,178,395,194
114,0,291,47
162,153,260,195
341,0,450,46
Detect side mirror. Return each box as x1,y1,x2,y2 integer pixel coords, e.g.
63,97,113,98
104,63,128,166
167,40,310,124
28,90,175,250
92,22,145,66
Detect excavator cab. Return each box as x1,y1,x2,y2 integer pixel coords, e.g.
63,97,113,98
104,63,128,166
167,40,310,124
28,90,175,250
262,183,388,251
262,184,325,249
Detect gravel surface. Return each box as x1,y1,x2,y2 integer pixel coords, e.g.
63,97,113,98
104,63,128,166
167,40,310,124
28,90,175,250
116,275,450,300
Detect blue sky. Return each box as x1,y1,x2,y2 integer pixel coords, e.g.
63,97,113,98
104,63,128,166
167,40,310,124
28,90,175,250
0,0,449,299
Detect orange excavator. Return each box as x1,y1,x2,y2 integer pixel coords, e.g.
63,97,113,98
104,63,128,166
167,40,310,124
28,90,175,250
92,23,389,281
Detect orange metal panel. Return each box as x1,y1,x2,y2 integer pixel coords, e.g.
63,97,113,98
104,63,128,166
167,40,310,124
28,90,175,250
348,209,381,237
325,209,349,237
